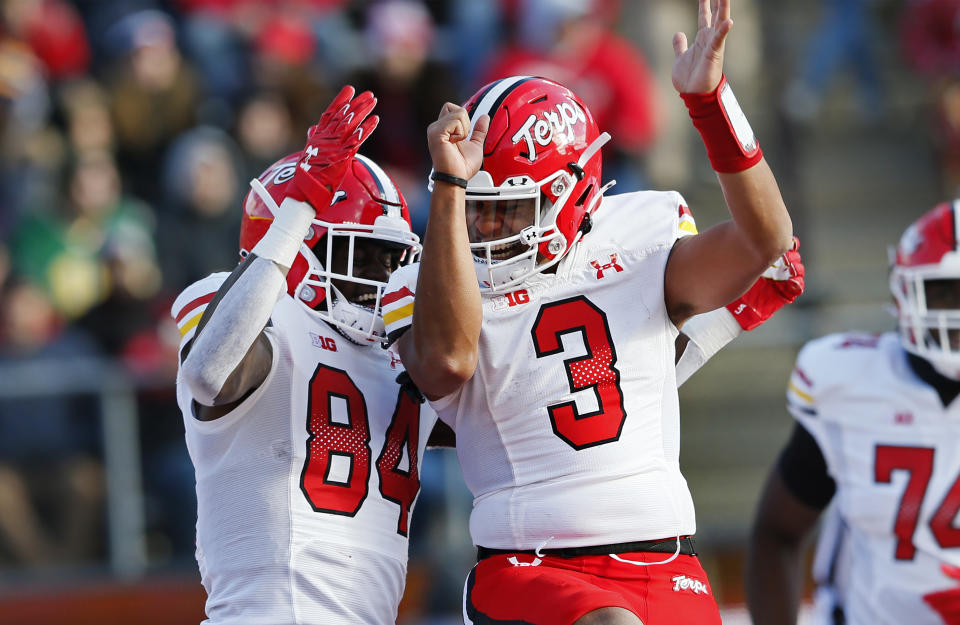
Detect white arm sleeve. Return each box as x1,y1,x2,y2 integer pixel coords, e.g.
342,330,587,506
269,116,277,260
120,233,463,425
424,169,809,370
676,307,742,387
180,195,314,405
180,258,288,405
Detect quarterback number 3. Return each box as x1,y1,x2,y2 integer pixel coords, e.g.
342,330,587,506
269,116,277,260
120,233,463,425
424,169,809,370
875,445,960,560
531,296,626,450
300,365,421,536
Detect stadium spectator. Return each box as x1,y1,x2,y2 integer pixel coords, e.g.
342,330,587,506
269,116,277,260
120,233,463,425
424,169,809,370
233,91,297,183
106,9,200,201
59,79,115,155
1,0,91,83
157,126,243,292
781,0,885,123
0,279,104,568
900,0,960,197
10,150,158,325
349,0,459,236
481,0,661,187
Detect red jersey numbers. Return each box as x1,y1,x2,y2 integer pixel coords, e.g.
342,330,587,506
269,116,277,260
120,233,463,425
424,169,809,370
875,445,960,561
376,391,421,536
300,365,422,535
302,365,371,516
531,296,626,450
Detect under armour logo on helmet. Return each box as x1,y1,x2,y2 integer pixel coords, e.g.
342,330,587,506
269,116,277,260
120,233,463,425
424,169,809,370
590,254,623,279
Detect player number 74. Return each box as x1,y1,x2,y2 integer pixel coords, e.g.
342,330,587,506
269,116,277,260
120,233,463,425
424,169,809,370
874,444,960,561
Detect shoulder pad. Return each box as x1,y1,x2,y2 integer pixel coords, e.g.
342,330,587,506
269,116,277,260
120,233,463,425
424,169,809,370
383,263,420,345
171,272,231,346
590,190,695,253
787,331,885,417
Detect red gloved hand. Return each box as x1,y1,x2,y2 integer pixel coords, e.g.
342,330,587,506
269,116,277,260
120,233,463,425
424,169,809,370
288,85,379,211
726,236,805,331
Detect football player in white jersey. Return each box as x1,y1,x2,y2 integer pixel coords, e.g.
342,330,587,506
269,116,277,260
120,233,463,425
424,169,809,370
171,87,434,625
387,0,798,623
746,200,960,625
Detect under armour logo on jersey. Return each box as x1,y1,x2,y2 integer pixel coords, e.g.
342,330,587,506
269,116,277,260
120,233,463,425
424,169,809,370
590,254,623,279
507,556,542,567
388,350,402,369
672,575,709,595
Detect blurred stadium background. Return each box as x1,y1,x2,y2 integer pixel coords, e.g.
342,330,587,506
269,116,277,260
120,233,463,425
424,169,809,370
0,0,946,623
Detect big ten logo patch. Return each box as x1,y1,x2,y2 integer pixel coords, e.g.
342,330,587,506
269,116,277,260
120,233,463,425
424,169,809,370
490,289,531,312
511,97,586,162
894,411,914,425
310,333,337,352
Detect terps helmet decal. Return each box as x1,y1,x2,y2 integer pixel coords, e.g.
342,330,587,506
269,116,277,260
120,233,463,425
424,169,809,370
511,98,588,162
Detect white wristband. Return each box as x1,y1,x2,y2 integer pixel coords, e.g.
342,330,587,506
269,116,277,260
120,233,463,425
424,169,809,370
676,307,742,387
251,197,315,269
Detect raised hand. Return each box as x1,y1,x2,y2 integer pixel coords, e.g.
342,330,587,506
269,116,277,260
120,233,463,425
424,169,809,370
726,236,805,331
288,85,379,210
672,0,732,94
427,103,489,182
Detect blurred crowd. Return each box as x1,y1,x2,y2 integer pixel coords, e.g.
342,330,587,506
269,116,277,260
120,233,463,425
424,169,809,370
0,0,958,612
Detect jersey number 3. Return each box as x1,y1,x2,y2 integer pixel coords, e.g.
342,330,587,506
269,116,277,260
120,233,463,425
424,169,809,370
300,365,421,536
531,296,626,450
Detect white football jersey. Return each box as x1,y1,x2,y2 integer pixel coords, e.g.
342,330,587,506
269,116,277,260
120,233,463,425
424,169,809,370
807,503,852,625
788,331,960,625
172,273,438,625
385,190,699,549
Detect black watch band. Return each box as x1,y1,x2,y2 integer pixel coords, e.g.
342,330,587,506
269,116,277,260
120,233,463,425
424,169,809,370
430,171,469,189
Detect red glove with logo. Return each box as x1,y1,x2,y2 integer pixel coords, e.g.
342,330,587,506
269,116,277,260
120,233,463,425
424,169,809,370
726,236,805,331
288,85,379,211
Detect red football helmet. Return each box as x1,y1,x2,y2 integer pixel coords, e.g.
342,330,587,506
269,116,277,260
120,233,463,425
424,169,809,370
890,200,960,378
241,152,421,344
452,75,613,290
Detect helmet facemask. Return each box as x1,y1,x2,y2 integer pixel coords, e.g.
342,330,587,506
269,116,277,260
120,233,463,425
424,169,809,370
249,177,420,345
891,257,960,379
459,130,612,292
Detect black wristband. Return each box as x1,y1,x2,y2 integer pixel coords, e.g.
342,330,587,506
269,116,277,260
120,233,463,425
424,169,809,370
431,171,468,189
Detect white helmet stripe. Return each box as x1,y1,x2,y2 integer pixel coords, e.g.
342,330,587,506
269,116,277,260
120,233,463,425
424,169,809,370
953,199,960,251
355,154,401,207
467,75,534,140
